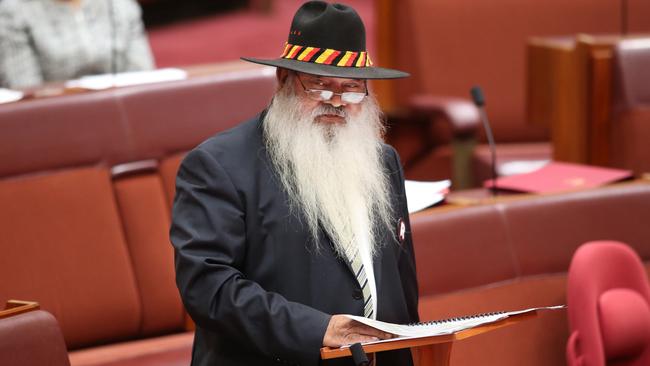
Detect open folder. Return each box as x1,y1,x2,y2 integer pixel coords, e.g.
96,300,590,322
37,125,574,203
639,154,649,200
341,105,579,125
484,161,632,193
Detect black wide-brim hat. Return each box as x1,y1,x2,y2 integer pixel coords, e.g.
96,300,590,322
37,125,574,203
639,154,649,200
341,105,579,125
241,1,409,79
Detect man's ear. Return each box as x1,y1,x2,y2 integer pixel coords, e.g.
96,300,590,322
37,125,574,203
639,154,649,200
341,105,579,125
277,68,289,86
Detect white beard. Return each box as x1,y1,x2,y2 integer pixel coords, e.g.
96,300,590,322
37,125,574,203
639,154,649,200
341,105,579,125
263,79,395,259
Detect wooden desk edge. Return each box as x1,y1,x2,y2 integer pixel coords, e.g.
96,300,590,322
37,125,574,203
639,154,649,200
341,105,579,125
0,300,40,319
320,311,537,360
413,178,650,215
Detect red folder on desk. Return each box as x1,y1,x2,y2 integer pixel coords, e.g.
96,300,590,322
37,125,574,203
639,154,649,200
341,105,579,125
484,161,633,193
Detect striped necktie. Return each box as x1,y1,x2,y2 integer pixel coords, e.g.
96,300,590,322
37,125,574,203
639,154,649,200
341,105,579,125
347,248,373,318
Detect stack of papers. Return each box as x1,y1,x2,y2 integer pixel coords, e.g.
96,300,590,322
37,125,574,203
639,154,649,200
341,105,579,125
344,305,566,344
404,179,451,213
0,88,24,104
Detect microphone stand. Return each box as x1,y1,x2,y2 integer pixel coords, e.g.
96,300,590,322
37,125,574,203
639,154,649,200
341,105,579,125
479,107,497,197
470,86,498,197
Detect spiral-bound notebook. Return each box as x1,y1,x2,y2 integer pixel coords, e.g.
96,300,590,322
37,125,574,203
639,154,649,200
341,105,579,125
344,305,565,345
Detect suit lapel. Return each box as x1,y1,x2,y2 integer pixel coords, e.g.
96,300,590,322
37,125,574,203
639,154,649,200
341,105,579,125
317,214,400,299
317,223,357,277
373,223,396,305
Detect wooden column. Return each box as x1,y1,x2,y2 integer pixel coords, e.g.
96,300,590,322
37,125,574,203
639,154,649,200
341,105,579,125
526,34,619,165
374,0,397,111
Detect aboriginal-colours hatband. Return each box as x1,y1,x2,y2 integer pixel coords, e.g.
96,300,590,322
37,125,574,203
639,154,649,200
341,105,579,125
241,1,409,79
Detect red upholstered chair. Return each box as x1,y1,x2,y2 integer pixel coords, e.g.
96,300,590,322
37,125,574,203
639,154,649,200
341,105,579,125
566,241,650,366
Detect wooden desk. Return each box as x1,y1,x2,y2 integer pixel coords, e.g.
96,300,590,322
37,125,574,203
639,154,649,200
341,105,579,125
10,60,266,102
413,178,650,215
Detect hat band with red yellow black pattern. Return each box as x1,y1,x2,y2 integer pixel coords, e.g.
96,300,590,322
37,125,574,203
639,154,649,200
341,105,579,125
280,43,373,67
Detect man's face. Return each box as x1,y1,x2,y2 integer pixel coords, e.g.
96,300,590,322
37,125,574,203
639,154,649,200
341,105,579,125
264,69,391,258
284,70,366,125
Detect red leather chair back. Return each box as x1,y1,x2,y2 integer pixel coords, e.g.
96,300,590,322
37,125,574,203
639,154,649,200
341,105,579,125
567,241,650,366
614,38,650,109
610,38,650,175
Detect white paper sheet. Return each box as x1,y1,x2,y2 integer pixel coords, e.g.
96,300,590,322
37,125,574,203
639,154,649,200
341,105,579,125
404,179,451,213
0,88,24,104
343,305,566,343
65,68,187,90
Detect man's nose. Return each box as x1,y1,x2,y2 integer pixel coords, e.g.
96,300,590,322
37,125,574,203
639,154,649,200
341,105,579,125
324,93,345,107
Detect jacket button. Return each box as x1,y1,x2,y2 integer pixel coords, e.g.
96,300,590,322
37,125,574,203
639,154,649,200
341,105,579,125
352,289,363,300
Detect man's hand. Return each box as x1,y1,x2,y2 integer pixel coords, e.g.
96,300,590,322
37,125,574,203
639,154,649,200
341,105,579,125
322,314,394,347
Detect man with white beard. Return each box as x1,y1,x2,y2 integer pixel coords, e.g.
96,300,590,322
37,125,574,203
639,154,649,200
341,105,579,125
170,2,418,366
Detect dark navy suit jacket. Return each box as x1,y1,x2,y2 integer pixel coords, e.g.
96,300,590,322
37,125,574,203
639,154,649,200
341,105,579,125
170,114,419,366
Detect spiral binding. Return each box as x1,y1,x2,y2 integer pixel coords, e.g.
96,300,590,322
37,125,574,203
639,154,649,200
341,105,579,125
409,311,506,326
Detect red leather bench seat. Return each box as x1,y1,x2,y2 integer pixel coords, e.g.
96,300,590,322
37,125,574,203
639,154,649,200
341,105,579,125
0,168,144,348
0,93,129,178
0,63,276,365
410,181,650,366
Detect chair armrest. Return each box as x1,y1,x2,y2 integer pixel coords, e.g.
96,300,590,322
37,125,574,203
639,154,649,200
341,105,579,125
0,301,70,366
409,94,481,138
566,330,585,366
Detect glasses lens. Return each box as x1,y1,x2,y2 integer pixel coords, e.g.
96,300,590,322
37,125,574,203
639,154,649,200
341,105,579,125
306,89,333,101
341,92,366,104
317,90,334,101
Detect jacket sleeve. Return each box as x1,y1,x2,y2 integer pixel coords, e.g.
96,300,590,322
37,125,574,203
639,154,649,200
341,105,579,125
120,0,155,71
388,146,420,323
0,4,43,89
170,147,331,366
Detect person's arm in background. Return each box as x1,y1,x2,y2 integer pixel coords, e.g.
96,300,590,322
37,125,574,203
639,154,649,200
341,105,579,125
118,0,155,71
0,3,44,89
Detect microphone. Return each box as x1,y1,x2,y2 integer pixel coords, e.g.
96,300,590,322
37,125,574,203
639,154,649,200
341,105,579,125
470,86,498,196
350,343,369,366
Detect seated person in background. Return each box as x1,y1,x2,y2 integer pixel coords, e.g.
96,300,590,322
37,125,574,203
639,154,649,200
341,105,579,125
170,1,418,365
0,0,154,89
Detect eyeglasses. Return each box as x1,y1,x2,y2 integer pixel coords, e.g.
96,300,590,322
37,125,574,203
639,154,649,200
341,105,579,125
296,75,368,104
